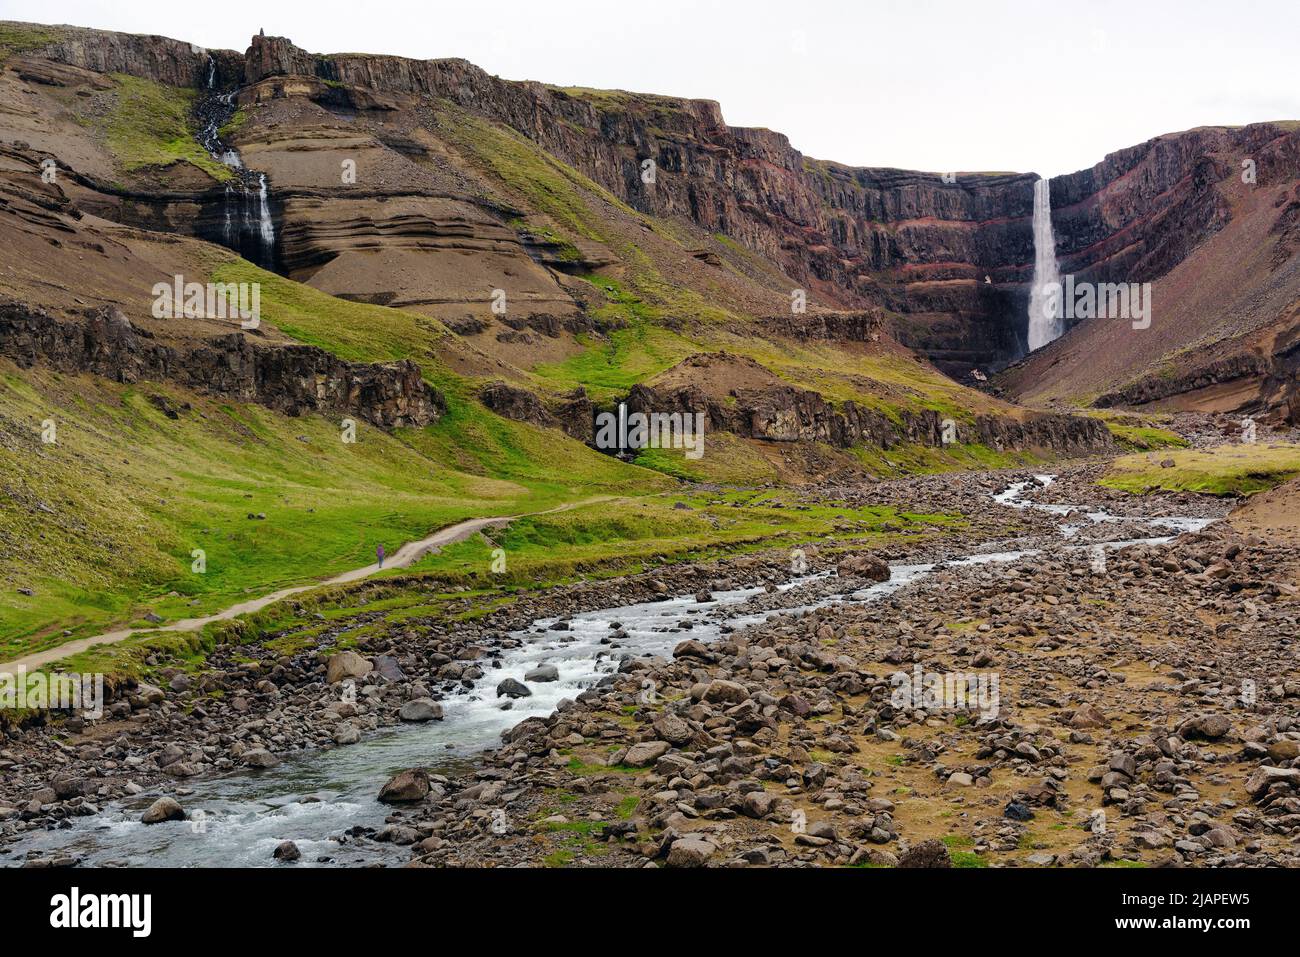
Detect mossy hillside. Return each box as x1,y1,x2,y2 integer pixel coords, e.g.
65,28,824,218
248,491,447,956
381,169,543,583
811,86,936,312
0,355,660,660
208,258,672,498
54,490,963,684
0,22,65,64
431,102,1002,432
1086,410,1189,451
850,441,1044,478
80,74,236,182
1099,442,1300,496
400,489,960,579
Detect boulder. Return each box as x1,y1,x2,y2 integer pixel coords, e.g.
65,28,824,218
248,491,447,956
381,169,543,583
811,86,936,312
836,553,890,582
524,664,559,683
242,748,280,769
326,651,372,684
666,836,716,868
379,769,430,803
624,741,671,767
496,678,531,699
399,698,444,722
141,796,185,824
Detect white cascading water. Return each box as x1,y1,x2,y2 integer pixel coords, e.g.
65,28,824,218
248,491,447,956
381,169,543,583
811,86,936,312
1027,177,1063,351
256,174,275,258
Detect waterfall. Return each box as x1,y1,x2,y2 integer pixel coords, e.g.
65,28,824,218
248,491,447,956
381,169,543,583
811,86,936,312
255,174,275,258
207,57,216,89
195,86,276,271
1027,177,1063,352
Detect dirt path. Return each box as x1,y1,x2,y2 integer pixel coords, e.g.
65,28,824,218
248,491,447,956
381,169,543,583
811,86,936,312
0,498,613,677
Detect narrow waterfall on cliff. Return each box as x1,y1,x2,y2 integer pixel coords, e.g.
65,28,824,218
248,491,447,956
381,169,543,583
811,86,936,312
1027,177,1063,351
195,85,277,271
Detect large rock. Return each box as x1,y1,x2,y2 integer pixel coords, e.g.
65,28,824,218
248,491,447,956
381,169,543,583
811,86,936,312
836,553,890,582
624,741,671,767
666,836,716,868
398,698,444,722
523,664,559,683
141,796,186,824
326,651,373,685
242,748,280,769
1178,713,1232,741
379,769,430,803
496,678,531,699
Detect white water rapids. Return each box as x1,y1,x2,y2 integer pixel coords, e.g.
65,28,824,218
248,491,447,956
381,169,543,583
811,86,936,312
0,479,1215,867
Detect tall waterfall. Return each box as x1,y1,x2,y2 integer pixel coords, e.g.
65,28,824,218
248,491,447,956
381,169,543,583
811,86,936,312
255,174,275,258
196,87,276,271
1027,177,1063,352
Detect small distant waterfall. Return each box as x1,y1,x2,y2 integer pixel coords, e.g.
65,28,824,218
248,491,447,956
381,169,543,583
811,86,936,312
255,174,275,256
1027,177,1063,352
195,86,277,271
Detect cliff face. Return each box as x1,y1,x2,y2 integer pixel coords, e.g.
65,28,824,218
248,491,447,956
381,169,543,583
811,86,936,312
0,300,444,428
622,376,1112,456
235,35,1039,369
16,24,1299,387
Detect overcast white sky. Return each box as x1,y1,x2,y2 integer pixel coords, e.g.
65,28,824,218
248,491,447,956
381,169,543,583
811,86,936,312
3,0,1297,176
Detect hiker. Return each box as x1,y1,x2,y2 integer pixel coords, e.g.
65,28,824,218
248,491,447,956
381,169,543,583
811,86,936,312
377,544,385,568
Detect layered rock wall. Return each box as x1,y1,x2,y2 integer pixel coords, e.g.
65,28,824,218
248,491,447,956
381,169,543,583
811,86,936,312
0,299,443,428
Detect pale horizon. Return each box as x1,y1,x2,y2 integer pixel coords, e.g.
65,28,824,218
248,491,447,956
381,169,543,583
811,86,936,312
1,0,1297,177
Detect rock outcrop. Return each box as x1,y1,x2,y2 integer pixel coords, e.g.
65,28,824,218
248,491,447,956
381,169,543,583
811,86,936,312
0,299,444,428
619,359,1112,456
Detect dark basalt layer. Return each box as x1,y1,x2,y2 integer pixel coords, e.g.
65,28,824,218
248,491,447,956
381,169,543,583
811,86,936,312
0,299,444,428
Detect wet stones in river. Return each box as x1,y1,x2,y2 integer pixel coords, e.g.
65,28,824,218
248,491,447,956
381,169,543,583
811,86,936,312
497,677,531,699
379,768,430,804
398,698,443,722
273,840,300,862
524,664,559,683
242,748,280,769
141,796,186,825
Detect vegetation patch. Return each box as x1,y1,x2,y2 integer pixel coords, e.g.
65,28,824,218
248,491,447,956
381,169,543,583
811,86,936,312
1099,442,1300,496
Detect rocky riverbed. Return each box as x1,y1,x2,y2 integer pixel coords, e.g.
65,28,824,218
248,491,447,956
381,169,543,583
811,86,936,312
3,464,1297,868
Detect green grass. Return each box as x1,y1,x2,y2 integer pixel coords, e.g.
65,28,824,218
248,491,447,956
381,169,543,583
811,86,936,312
438,103,628,242
86,74,235,182
1087,411,1189,452
0,354,658,660
0,23,65,64
850,441,1039,477
1099,442,1300,496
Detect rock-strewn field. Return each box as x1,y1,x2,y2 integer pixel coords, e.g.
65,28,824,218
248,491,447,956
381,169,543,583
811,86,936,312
4,465,1297,869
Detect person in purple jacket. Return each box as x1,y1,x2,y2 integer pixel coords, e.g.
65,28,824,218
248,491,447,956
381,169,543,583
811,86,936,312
377,543,385,569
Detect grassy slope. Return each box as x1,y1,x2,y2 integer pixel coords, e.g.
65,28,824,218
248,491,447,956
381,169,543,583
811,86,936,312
59,490,964,682
79,74,236,183
1099,442,1300,496
0,357,663,659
